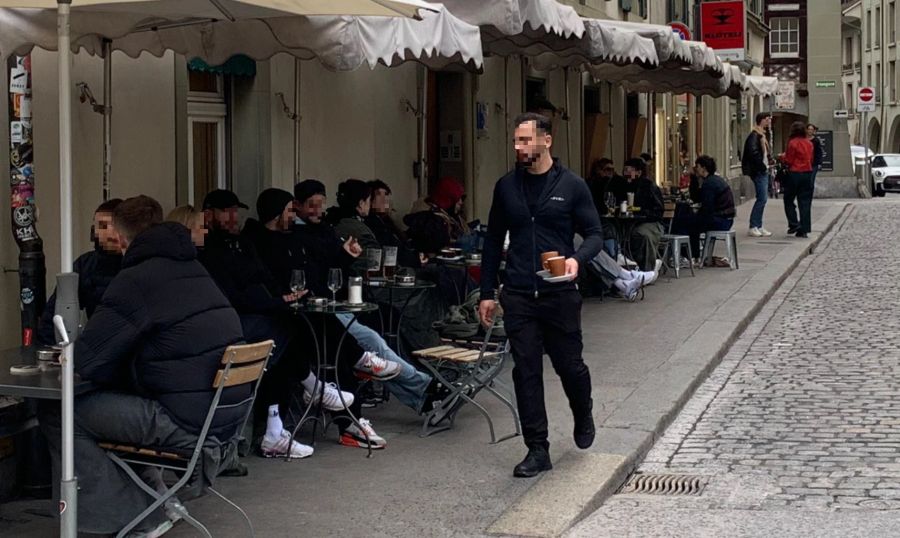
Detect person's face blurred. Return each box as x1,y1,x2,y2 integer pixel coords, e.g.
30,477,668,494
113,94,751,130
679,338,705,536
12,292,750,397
806,125,817,137
623,166,640,181
454,196,465,215
278,201,294,231
296,194,326,224
695,164,710,178
760,116,772,129
94,212,120,253
357,197,371,217
371,188,391,214
189,217,208,247
514,121,551,167
209,207,240,234
600,164,615,178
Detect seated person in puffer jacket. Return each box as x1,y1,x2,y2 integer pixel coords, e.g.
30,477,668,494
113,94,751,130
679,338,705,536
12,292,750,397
39,195,245,536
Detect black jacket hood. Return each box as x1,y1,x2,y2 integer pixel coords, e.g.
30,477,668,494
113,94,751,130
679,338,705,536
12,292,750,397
123,222,196,269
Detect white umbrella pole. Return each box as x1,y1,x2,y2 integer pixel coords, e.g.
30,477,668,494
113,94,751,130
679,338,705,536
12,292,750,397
102,40,111,201
57,2,77,537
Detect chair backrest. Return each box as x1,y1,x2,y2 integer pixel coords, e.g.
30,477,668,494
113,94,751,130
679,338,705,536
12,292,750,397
663,201,677,234
213,341,275,389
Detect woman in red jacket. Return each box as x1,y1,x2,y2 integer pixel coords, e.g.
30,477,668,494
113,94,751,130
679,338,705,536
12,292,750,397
780,121,814,238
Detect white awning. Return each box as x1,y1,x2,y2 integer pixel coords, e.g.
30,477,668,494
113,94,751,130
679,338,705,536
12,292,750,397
743,74,779,96
0,5,484,70
529,18,660,69
436,0,585,56
590,20,691,66
591,62,745,98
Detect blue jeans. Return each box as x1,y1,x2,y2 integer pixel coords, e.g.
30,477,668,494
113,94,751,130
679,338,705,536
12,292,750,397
336,313,432,413
749,172,768,229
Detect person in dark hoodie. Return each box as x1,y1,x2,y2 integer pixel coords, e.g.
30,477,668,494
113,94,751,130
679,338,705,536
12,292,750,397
40,195,244,536
618,157,665,272
326,179,380,276
364,179,420,268
675,156,736,263
479,113,604,478
37,198,124,345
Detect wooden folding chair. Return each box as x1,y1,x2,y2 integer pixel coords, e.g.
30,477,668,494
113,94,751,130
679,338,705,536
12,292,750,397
413,323,520,444
99,340,274,538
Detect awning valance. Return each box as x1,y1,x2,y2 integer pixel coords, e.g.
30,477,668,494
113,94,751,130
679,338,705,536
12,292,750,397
0,5,483,71
529,18,660,69
743,74,779,96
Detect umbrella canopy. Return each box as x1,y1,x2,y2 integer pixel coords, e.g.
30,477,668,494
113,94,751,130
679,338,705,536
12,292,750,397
0,4,483,70
0,0,437,18
436,0,585,56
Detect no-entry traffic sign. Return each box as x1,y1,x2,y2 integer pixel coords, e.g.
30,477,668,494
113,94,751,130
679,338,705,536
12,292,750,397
858,86,876,112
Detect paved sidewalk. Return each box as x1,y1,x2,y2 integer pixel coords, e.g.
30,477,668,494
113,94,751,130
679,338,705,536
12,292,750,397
1,198,851,538
565,200,900,538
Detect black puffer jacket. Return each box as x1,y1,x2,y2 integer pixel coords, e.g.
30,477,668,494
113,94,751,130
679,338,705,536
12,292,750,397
741,131,767,177
75,223,245,438
37,248,122,345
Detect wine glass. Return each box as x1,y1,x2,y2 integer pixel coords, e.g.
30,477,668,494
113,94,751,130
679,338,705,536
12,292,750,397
604,192,616,214
289,270,305,307
327,268,343,305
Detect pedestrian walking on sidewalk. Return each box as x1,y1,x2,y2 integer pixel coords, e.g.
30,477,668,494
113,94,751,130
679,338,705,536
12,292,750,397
807,123,824,191
478,112,604,478
781,121,815,238
742,112,774,237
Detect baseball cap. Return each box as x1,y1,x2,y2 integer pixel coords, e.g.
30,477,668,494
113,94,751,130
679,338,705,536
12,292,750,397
202,189,248,210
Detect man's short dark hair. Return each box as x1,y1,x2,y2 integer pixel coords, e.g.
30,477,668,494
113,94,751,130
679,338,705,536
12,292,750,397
639,152,653,162
368,179,391,197
336,179,372,210
294,179,327,203
113,195,163,242
755,112,771,125
623,157,647,175
95,198,123,215
695,155,717,175
513,112,552,135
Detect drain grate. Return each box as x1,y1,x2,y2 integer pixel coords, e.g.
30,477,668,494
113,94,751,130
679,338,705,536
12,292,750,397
618,473,708,496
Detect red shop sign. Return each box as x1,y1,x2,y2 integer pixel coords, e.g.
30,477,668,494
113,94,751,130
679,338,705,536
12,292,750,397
700,0,746,61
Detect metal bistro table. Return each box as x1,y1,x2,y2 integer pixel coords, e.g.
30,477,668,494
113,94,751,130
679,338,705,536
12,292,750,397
0,347,94,401
364,278,436,356
600,213,651,265
433,255,481,304
288,301,379,457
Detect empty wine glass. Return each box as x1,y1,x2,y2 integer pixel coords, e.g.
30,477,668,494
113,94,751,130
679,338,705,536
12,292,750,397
327,268,343,305
605,192,616,212
290,270,306,294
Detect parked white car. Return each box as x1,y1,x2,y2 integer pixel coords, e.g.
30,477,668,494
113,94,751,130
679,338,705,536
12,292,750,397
871,153,900,197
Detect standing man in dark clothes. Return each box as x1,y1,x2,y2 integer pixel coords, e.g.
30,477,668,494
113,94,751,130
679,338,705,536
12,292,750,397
618,158,665,271
807,123,824,190
743,112,774,237
37,198,123,345
479,113,604,478
40,195,245,536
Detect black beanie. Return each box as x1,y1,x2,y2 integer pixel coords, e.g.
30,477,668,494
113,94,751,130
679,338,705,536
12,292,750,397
256,188,294,224
294,179,326,203
336,179,371,211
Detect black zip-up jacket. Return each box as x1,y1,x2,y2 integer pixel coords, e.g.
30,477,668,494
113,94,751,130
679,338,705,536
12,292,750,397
741,131,767,177
75,223,245,438
480,159,603,299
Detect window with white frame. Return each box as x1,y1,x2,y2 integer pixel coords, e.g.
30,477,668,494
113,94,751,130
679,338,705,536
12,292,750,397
769,17,800,58
187,70,228,205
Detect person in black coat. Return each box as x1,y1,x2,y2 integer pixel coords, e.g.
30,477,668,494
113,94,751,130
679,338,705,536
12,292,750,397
676,156,736,259
365,179,421,268
479,113,603,478
37,198,123,345
40,196,245,535
618,158,664,271
807,123,824,189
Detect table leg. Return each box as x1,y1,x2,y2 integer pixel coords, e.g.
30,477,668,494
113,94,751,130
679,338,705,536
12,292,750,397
332,313,373,458
288,313,326,459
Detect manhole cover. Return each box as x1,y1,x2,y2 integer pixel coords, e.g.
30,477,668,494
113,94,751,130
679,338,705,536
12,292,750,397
756,241,793,245
618,473,708,496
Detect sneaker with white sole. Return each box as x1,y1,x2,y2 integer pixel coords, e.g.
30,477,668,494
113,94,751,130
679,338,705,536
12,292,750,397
354,352,401,381
748,227,763,237
126,519,174,538
303,382,355,411
260,430,314,459
339,418,387,449
759,228,773,237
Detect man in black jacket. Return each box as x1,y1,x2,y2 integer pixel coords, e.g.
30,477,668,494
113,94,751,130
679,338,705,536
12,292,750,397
677,156,736,259
37,198,123,345
742,112,773,237
41,196,245,535
479,113,604,478
619,158,665,272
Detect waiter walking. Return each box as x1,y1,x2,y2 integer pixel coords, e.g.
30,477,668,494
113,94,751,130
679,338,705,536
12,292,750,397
479,113,604,477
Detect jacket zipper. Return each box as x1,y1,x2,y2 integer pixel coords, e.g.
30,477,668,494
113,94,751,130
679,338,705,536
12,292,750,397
532,216,538,298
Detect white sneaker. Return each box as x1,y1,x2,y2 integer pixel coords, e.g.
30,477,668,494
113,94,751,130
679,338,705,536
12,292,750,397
339,418,387,449
260,430,314,459
303,382,355,411
748,227,763,237
759,227,773,237
622,277,643,302
354,352,401,381
654,259,663,273
642,270,659,286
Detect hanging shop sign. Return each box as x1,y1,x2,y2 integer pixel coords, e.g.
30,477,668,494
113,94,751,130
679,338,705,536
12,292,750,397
699,0,746,61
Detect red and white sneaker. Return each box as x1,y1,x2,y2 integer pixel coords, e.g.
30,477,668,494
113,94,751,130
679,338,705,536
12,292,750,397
354,352,401,381
339,418,387,449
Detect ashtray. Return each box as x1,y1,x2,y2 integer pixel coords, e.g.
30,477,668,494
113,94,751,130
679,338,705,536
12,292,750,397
394,275,416,286
309,298,329,306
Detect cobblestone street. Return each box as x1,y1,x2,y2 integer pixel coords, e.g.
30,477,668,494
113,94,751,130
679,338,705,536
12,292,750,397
569,201,900,537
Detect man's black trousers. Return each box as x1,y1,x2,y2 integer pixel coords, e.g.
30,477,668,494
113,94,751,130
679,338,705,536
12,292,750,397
500,288,592,451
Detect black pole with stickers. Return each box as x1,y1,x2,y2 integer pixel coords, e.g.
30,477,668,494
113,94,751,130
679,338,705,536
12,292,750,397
9,54,46,348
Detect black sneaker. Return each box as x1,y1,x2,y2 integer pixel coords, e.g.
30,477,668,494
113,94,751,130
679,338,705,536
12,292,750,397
574,412,595,449
787,226,799,235
513,447,552,478
795,231,808,238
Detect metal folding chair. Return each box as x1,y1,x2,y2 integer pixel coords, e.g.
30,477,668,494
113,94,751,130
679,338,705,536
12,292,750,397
99,340,275,538
414,323,520,444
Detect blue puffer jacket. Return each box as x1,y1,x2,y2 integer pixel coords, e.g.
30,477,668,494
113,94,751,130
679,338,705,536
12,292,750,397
75,222,246,438
480,159,604,299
